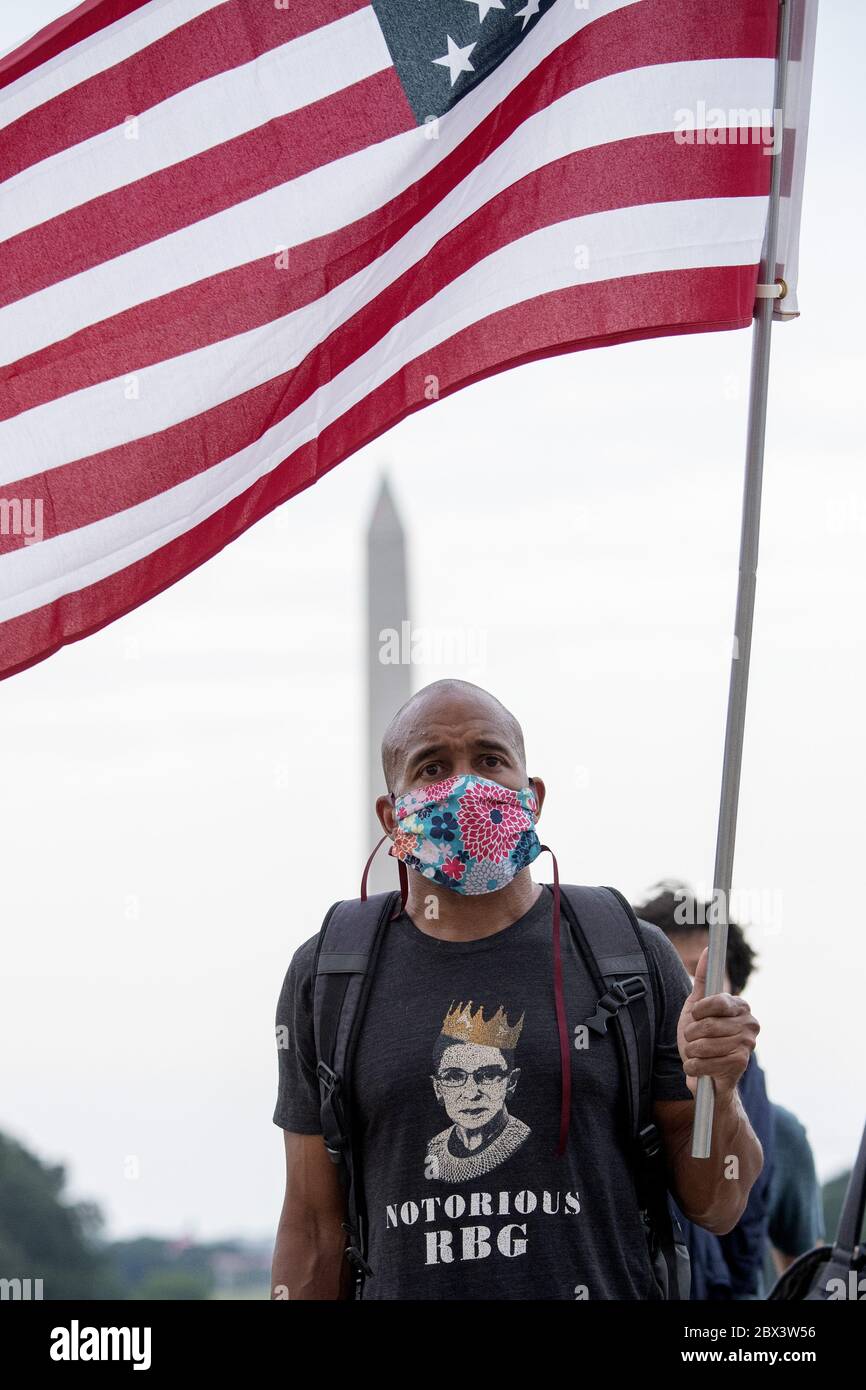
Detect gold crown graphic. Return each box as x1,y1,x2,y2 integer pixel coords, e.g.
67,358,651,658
440,1000,524,1051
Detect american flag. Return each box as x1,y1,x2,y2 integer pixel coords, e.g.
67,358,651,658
0,0,815,680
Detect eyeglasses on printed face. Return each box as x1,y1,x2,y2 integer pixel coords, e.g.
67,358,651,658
434,1065,510,1088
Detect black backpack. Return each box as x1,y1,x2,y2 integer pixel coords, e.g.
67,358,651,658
767,1115,866,1301
311,883,690,1300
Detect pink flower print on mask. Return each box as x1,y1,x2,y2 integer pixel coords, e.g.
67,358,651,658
457,781,531,863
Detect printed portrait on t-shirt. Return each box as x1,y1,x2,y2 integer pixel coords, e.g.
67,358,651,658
425,1000,530,1182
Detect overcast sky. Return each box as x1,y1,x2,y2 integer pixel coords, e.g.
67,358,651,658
1,1,864,1245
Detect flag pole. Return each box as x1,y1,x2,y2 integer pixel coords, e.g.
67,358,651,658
691,0,793,1160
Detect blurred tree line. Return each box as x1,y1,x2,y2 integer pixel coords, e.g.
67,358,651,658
0,1131,266,1299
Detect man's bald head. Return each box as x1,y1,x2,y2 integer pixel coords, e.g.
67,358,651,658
381,679,528,795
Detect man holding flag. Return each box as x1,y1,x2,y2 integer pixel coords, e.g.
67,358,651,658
271,680,764,1300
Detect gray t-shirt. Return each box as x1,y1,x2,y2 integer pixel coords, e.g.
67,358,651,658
273,884,693,1300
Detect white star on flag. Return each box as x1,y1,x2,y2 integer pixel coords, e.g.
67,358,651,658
462,0,506,22
515,0,541,32
433,35,476,86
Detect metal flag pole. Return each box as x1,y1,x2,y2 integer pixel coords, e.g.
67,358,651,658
691,0,793,1159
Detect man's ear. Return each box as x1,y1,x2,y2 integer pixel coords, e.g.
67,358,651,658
529,776,546,820
376,791,397,836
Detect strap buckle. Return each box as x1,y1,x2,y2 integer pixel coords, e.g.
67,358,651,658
342,1222,373,1278
316,1060,339,1095
635,1123,667,1212
317,1062,345,1164
583,975,648,1035
638,1122,662,1162
344,1246,374,1278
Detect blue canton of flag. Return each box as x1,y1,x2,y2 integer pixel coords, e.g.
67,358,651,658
371,0,559,121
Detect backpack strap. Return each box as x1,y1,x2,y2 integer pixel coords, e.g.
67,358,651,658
559,884,690,1299
312,889,399,1295
558,885,658,1154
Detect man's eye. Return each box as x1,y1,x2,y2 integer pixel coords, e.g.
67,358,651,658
422,763,442,777
482,756,502,767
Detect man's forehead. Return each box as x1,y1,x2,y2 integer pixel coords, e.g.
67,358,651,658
382,682,527,788
401,715,516,755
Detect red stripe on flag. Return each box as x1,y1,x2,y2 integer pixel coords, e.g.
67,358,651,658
0,0,155,92
1,0,776,310
0,265,757,681
3,229,761,558
2,134,770,424
0,0,370,182
0,67,413,312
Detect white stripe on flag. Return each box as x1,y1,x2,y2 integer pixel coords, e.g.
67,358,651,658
0,0,231,130
0,57,774,366
0,8,393,241
1,53,775,476
0,0,636,319
0,195,767,621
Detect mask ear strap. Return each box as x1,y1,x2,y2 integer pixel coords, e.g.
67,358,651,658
540,843,571,1158
360,836,409,920
360,834,389,902
393,859,409,919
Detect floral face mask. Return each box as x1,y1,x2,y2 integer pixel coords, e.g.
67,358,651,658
389,773,542,895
